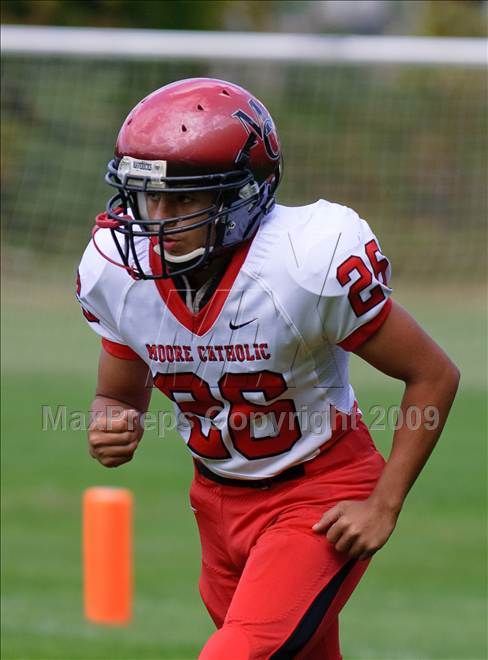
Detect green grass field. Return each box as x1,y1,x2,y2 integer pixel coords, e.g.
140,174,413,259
1,263,486,659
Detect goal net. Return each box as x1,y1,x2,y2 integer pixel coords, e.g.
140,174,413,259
1,26,486,281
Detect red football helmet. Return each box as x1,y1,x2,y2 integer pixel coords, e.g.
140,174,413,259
98,78,282,278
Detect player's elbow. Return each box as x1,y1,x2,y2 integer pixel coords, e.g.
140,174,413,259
437,358,461,412
406,345,460,392
443,358,461,395
435,351,460,387
415,351,460,396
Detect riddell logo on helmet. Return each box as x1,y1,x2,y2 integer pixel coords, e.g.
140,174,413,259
233,99,280,161
133,160,152,171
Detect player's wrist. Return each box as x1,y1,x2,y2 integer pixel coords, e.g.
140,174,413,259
367,490,403,517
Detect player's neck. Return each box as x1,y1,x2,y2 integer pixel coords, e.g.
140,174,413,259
185,253,231,291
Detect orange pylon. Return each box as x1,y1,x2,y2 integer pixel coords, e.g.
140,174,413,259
83,487,133,625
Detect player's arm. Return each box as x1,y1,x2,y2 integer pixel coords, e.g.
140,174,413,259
89,348,153,468
313,301,460,558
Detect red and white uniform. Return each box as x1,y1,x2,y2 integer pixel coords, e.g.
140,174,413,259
78,199,391,479
78,200,392,659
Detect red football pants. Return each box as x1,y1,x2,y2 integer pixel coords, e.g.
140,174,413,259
192,421,385,660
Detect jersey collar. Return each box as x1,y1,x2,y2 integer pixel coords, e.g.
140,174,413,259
149,240,253,336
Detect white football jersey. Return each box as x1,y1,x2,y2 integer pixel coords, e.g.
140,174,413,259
77,200,392,478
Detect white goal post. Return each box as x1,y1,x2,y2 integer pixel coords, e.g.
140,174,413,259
2,25,486,66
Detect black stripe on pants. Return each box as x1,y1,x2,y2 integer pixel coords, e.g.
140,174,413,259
270,559,356,659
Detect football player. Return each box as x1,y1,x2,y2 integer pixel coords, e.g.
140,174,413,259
77,78,459,659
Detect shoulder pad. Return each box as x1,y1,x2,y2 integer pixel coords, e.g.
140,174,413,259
283,200,368,297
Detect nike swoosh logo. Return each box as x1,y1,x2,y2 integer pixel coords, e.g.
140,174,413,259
229,318,257,330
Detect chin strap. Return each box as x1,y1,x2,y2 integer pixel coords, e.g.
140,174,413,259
152,243,212,264
91,226,138,279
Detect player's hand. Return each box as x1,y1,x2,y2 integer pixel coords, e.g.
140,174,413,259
312,497,398,560
88,408,143,468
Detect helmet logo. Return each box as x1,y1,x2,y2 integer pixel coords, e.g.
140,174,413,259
233,99,280,161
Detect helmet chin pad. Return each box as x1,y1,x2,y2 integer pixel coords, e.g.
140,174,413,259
153,242,211,264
